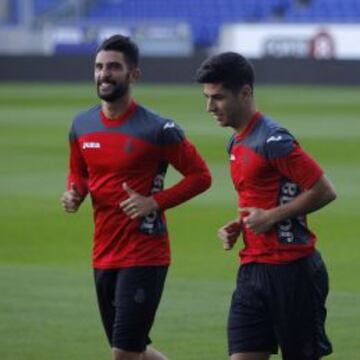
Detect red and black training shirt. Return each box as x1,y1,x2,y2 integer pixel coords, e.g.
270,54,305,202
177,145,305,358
228,112,323,264
67,101,211,269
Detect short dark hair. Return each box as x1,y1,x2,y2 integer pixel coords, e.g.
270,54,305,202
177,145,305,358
196,52,255,93
96,34,139,67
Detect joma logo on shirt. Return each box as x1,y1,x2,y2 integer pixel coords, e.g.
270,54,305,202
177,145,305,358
266,135,282,143
163,121,175,129
83,142,101,149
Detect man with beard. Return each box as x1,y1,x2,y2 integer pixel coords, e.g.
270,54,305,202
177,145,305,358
61,35,212,360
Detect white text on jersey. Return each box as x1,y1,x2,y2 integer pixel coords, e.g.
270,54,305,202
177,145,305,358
83,142,101,149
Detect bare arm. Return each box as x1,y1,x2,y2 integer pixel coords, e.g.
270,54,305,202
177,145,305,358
241,175,337,234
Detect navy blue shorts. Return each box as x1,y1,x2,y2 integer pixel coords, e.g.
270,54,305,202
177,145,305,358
94,266,168,352
228,251,333,359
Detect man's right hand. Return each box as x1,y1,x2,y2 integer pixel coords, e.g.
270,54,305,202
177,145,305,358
61,183,83,213
217,220,242,251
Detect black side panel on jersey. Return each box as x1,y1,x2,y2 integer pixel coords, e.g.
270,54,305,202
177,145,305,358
139,161,168,235
276,178,310,245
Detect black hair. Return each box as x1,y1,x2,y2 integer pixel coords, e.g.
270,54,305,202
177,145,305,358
96,34,139,67
196,52,255,93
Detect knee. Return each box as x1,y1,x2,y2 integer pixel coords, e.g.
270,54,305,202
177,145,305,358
113,347,142,360
151,354,168,360
143,346,168,360
157,354,168,360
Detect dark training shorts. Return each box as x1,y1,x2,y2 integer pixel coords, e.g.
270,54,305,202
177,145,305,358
94,266,168,352
228,251,333,359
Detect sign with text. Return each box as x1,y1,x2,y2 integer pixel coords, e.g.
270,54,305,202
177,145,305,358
216,24,360,59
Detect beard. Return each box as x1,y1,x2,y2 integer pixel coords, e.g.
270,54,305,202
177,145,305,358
96,76,130,102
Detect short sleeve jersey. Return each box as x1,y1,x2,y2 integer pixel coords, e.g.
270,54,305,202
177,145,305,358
228,112,323,264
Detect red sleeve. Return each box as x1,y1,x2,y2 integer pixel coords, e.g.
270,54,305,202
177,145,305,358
270,144,323,190
153,138,212,210
67,139,89,197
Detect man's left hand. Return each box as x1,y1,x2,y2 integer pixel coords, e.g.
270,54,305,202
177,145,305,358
119,182,159,219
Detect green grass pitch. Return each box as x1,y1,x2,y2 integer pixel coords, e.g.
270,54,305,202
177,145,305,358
0,83,359,359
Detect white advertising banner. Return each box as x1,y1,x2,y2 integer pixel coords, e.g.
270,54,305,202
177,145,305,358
43,23,193,56
216,24,360,59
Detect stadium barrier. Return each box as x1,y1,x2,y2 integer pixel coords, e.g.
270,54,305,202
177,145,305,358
1,53,360,85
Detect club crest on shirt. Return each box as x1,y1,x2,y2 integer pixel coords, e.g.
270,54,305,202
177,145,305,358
83,142,101,149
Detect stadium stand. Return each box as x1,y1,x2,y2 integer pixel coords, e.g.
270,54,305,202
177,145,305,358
34,0,60,14
8,0,360,46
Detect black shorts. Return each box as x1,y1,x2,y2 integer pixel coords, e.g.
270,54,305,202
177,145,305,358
94,266,168,352
228,251,333,359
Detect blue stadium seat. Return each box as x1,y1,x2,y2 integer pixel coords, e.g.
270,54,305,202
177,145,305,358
34,0,59,15
85,0,360,45
9,0,360,45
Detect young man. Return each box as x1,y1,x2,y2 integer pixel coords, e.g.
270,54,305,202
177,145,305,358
61,35,211,360
196,52,336,360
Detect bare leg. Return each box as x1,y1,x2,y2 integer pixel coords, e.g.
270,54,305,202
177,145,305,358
231,352,271,360
144,346,168,360
113,347,143,360
113,346,168,360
